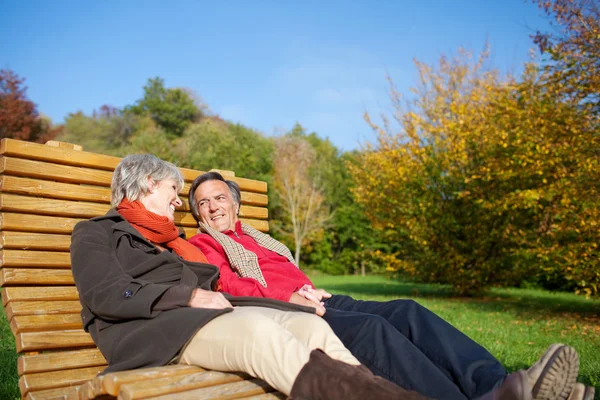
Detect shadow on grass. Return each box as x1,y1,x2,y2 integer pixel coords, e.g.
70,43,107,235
321,280,600,318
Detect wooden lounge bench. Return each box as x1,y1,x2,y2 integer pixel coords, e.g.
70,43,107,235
0,138,285,399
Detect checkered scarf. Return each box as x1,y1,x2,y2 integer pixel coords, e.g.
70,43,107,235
197,222,297,288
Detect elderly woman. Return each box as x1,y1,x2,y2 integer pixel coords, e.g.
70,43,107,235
71,153,436,399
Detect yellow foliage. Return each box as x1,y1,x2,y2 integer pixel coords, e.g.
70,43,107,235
349,46,600,295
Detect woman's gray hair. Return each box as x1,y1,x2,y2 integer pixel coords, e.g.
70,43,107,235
111,154,184,206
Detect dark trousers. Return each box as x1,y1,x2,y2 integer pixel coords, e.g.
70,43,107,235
322,295,507,400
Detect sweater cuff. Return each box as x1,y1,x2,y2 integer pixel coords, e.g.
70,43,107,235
153,285,195,311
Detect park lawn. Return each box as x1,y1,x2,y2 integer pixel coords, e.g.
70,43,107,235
1,276,599,399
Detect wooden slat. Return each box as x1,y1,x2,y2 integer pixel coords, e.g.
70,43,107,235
240,192,268,207
2,286,78,305
45,140,83,151
230,176,268,194
19,365,103,394
16,329,95,352
11,314,83,335
0,213,85,234
0,138,120,170
0,268,75,286
0,138,266,190
5,300,81,320
0,195,265,226
0,156,114,186
101,365,204,396
24,385,82,400
0,250,70,268
149,378,273,400
119,370,250,400
239,393,286,400
0,231,72,251
0,193,110,219
18,348,106,375
0,175,111,203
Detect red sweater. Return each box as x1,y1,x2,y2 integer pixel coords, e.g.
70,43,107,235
188,221,313,302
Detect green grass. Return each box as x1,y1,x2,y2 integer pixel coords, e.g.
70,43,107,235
0,302,19,400
1,276,598,399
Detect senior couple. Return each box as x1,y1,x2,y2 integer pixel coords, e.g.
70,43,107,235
71,153,592,400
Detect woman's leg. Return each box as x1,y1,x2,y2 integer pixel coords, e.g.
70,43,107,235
178,307,312,394
249,305,360,366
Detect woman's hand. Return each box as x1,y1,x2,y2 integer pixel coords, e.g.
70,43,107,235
188,288,233,309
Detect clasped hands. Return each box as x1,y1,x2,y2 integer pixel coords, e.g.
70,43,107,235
289,284,332,316
188,285,332,317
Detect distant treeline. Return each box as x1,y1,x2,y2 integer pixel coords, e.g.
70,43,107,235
1,0,598,296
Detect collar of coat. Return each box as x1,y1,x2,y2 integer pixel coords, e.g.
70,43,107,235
94,209,186,250
197,221,297,288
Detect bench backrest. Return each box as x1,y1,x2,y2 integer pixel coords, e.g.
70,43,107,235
0,138,270,399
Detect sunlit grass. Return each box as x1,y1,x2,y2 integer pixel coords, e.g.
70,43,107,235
312,275,600,389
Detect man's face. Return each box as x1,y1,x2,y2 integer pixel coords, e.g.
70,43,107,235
194,180,239,233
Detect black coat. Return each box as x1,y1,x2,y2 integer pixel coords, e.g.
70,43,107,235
71,209,313,373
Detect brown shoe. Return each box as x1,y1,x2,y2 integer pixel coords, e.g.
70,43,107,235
526,344,579,400
567,383,595,400
477,371,532,400
289,349,429,400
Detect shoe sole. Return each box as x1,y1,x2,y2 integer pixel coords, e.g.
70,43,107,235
531,345,579,400
582,386,595,400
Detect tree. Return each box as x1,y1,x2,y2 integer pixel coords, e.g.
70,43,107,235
0,69,61,143
129,77,202,137
272,135,333,267
58,105,151,156
349,47,599,295
533,0,600,112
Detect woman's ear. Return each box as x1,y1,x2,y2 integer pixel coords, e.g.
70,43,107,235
146,177,156,194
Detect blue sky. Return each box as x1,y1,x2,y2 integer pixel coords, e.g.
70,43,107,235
1,0,552,151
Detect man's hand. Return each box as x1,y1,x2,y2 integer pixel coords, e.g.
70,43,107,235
189,288,233,309
297,284,332,303
289,292,326,316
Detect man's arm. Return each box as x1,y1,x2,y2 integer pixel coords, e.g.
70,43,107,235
189,234,298,302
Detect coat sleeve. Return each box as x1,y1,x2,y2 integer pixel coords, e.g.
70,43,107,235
71,220,188,321
189,234,294,302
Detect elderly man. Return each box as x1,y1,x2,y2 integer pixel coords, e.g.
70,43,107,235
188,171,583,400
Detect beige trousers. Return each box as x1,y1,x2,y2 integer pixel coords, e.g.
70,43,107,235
178,306,360,394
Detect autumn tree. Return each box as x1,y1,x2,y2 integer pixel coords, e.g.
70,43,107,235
350,48,599,295
129,77,202,137
0,69,61,143
533,0,600,112
272,135,333,267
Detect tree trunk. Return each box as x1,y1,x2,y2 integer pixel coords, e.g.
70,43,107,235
361,260,366,277
295,244,301,268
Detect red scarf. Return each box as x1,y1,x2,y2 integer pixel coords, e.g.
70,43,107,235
116,199,209,264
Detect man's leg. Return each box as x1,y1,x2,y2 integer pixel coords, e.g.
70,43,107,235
321,307,469,400
324,295,507,399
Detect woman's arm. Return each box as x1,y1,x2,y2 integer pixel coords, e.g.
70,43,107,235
71,220,186,320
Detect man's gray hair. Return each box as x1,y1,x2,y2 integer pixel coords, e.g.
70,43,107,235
188,171,241,221
111,154,184,207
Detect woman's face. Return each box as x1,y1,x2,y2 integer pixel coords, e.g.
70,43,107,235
140,178,182,222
